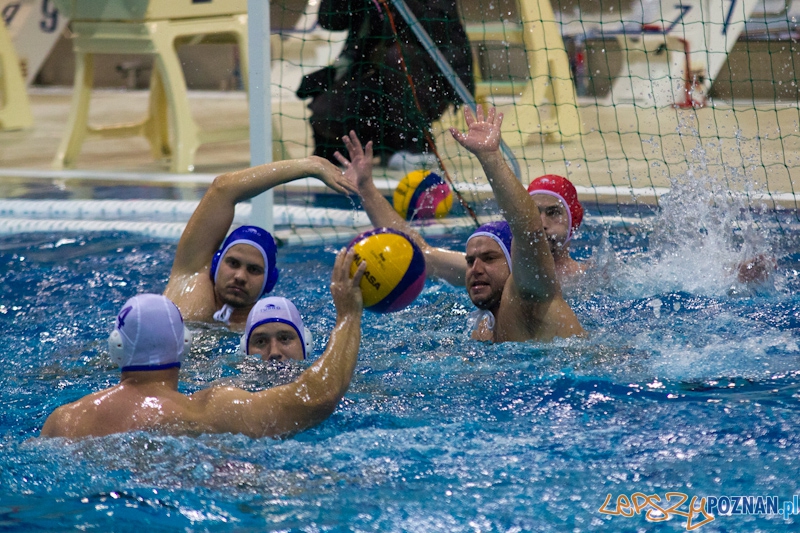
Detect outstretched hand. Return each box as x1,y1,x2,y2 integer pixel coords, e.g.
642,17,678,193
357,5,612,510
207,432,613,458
309,156,360,196
449,105,503,156
334,131,374,192
330,247,367,316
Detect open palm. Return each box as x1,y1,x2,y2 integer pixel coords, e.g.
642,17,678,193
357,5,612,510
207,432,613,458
449,105,503,155
334,131,374,191
311,156,360,195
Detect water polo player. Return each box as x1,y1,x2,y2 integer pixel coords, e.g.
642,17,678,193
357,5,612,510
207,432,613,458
526,174,587,281
338,107,584,342
335,131,589,290
41,249,367,439
241,296,313,362
163,156,357,330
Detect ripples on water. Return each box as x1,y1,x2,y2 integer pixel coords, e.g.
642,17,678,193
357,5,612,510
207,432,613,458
1,204,799,531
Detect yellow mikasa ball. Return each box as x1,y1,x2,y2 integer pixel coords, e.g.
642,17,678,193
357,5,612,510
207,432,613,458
393,170,453,220
348,228,427,313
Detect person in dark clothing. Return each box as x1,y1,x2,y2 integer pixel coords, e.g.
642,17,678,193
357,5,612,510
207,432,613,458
297,0,473,168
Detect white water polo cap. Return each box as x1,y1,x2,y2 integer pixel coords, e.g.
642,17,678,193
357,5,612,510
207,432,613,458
108,294,192,372
241,297,313,359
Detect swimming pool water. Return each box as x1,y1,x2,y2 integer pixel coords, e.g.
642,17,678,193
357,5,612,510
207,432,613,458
1,208,799,532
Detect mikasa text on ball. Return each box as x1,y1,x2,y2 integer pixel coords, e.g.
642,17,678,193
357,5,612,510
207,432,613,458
348,228,426,313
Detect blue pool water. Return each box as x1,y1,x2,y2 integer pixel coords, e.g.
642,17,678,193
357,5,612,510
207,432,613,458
1,201,800,532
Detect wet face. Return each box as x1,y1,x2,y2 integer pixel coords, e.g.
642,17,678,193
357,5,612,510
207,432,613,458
465,236,510,311
214,244,265,308
247,322,304,362
531,194,570,256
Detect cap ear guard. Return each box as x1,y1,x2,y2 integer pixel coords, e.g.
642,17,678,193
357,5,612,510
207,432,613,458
107,325,192,368
108,329,124,367
238,333,247,356
209,249,223,282
264,267,279,294
302,326,313,360
182,326,193,357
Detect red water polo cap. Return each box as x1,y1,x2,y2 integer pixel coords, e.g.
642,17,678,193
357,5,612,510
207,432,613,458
527,174,584,241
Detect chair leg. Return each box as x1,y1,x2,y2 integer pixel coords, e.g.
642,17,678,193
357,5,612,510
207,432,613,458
53,52,94,168
151,32,199,173
144,67,172,159
0,21,33,130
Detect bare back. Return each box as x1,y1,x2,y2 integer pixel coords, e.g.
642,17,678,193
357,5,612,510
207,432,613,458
40,381,204,438
40,378,342,439
41,248,366,441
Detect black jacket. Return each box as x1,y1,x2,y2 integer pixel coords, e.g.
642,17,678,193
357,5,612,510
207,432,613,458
317,0,474,101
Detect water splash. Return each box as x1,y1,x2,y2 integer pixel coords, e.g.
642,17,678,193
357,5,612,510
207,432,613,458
594,129,774,298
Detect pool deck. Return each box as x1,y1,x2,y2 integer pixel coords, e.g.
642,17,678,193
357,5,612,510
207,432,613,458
1,87,798,209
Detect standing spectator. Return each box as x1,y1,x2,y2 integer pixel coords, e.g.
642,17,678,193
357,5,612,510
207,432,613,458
297,0,473,170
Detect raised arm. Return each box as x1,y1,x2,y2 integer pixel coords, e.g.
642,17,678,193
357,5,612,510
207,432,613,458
336,131,467,286
197,247,366,438
169,157,357,279
450,106,559,301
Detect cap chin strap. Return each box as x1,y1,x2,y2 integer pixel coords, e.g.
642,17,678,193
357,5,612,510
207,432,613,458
213,304,234,325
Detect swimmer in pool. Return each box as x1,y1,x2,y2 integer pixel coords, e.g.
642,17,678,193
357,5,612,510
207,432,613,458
164,157,357,330
241,296,313,362
340,105,584,342
40,248,367,439
337,110,774,304
336,131,588,292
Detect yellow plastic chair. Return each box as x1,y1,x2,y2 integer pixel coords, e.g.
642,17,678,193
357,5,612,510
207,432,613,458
464,0,581,144
0,18,33,131
53,8,248,172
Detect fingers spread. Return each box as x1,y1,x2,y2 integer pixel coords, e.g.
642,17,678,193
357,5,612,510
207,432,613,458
464,106,475,127
342,136,356,156
332,247,347,279
333,151,349,166
476,104,484,123
348,131,363,152
449,127,466,145
494,111,504,128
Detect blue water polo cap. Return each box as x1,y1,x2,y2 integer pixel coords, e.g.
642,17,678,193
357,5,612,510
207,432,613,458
209,225,279,297
242,297,313,359
467,221,513,271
